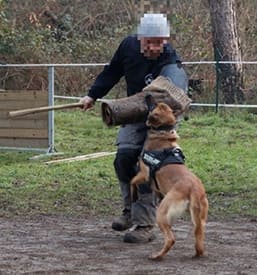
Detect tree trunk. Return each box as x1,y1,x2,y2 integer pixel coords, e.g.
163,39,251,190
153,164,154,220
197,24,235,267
208,0,244,103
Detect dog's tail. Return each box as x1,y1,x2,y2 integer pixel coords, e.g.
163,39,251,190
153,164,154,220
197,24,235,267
161,192,189,225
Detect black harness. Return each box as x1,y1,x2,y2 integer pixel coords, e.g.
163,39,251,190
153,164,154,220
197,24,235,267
141,147,185,177
141,146,185,194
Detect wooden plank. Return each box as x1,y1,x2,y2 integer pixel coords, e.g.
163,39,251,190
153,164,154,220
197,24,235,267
0,90,48,101
0,119,48,129
0,138,48,148
0,90,48,118
0,129,48,139
0,110,10,118
0,90,49,149
0,110,48,120
0,100,49,110
45,152,116,164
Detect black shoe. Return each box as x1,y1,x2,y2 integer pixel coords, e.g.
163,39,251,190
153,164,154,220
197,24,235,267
112,214,132,231
123,225,156,243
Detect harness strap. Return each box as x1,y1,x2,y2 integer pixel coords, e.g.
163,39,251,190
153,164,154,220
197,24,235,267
141,147,185,191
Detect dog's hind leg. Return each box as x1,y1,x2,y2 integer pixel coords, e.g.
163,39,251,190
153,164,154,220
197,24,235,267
190,194,208,257
149,207,174,260
149,192,186,260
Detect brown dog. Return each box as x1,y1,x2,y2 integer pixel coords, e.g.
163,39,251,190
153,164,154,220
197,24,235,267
131,98,208,260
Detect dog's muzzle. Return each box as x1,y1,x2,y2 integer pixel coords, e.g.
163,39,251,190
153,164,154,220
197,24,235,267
145,94,157,112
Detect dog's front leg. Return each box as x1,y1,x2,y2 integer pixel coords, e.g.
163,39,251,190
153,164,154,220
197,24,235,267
130,160,149,186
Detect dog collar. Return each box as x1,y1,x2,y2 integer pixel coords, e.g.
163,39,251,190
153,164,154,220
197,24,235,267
150,125,176,132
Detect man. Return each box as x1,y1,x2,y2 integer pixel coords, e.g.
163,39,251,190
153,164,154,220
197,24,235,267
80,13,188,243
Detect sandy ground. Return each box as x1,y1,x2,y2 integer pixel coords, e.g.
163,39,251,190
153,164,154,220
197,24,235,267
0,215,256,275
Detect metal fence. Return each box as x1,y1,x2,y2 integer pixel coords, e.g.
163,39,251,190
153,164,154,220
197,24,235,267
1,62,257,153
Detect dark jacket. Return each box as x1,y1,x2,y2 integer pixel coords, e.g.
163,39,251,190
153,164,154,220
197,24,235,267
88,35,181,100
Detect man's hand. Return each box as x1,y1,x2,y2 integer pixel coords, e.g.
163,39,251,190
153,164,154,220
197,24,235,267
79,96,95,111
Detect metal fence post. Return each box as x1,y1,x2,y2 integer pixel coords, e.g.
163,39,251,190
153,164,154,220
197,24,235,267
214,48,221,113
215,60,220,113
47,66,55,153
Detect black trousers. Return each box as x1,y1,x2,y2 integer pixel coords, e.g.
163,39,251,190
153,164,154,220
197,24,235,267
114,148,156,226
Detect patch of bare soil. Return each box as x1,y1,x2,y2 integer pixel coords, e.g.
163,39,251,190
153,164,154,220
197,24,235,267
0,215,256,275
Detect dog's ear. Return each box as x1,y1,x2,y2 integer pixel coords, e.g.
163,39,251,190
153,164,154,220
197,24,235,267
145,94,157,112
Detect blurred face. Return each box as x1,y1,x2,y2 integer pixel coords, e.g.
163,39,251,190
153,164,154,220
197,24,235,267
139,37,167,59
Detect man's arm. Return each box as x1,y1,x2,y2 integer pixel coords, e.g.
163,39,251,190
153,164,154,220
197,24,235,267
159,63,188,92
87,56,124,101
80,40,125,110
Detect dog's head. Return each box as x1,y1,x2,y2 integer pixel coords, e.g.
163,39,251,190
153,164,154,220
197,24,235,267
145,96,177,129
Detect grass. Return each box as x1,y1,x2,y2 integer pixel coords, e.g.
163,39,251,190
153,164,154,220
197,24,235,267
180,109,257,218
0,103,257,219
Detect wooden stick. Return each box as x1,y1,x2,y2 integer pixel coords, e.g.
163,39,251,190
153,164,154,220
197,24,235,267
8,102,84,118
45,151,116,164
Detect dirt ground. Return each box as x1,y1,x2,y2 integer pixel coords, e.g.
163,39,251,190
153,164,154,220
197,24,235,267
0,215,256,275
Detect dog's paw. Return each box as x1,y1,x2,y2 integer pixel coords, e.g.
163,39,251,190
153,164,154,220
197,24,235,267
148,253,163,261
192,253,205,260
130,175,144,186
130,178,138,185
